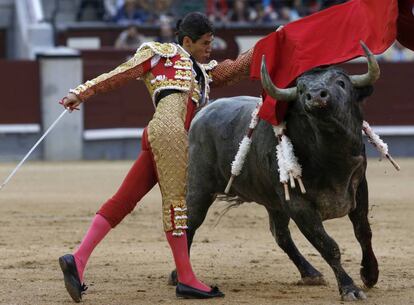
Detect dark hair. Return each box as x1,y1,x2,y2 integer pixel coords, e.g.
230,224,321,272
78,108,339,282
176,12,214,45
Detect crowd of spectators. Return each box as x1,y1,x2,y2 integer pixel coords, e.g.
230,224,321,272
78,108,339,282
75,0,414,61
76,0,348,25
206,0,348,24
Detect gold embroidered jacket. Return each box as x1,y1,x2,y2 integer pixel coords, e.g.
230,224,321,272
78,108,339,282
70,42,253,107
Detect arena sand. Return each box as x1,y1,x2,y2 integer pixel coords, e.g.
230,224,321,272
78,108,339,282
0,159,413,305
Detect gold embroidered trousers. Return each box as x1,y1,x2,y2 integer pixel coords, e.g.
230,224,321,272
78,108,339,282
147,92,190,236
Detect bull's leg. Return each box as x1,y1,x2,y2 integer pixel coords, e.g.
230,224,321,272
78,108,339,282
289,201,366,301
267,208,326,285
186,191,216,247
348,176,378,288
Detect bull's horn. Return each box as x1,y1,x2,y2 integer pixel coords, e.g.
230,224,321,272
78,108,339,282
261,55,297,101
350,41,380,87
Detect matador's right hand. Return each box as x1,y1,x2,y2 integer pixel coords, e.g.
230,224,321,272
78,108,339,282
61,93,82,112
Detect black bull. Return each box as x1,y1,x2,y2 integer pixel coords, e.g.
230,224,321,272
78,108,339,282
179,44,382,301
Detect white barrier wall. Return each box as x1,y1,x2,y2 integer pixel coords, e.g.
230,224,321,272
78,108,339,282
38,50,83,160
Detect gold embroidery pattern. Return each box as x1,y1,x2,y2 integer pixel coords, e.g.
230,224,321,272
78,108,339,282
71,47,154,101
138,42,177,58
202,60,218,71
147,92,190,235
210,48,253,88
191,90,201,105
143,77,201,104
174,59,192,70
174,70,193,80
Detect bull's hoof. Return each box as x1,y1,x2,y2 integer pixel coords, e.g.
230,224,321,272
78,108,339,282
341,285,367,301
360,265,379,288
168,270,178,286
297,275,327,286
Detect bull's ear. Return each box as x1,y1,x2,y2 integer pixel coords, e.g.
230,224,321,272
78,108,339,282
356,85,374,102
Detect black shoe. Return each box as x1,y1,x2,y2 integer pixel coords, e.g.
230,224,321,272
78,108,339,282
176,282,225,299
59,254,88,303
168,270,178,286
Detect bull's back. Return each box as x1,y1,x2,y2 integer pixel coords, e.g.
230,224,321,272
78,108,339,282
188,96,260,187
190,96,260,139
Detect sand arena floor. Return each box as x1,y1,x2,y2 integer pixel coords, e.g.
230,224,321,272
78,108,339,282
0,159,413,305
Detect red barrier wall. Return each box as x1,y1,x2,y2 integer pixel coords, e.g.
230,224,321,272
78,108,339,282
0,52,412,128
343,63,414,125
0,60,40,124
81,49,154,129
80,51,414,129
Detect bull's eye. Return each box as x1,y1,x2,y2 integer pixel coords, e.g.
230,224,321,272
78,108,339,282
337,80,345,88
299,89,303,95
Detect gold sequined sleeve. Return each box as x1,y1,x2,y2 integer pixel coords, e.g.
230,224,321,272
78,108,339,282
70,47,154,101
210,48,253,88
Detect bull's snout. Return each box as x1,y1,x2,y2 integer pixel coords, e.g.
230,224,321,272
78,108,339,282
305,88,330,109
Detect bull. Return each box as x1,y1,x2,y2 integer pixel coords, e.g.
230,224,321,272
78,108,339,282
182,43,380,301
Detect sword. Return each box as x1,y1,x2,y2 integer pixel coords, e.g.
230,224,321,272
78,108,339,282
0,109,69,190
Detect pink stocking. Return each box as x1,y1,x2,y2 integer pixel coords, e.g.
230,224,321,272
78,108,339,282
166,230,211,292
73,214,111,282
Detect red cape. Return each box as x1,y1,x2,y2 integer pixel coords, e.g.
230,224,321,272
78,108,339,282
250,0,413,125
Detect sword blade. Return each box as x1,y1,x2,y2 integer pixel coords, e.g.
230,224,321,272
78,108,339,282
0,109,69,190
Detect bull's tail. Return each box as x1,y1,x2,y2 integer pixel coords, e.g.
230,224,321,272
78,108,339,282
213,195,246,228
